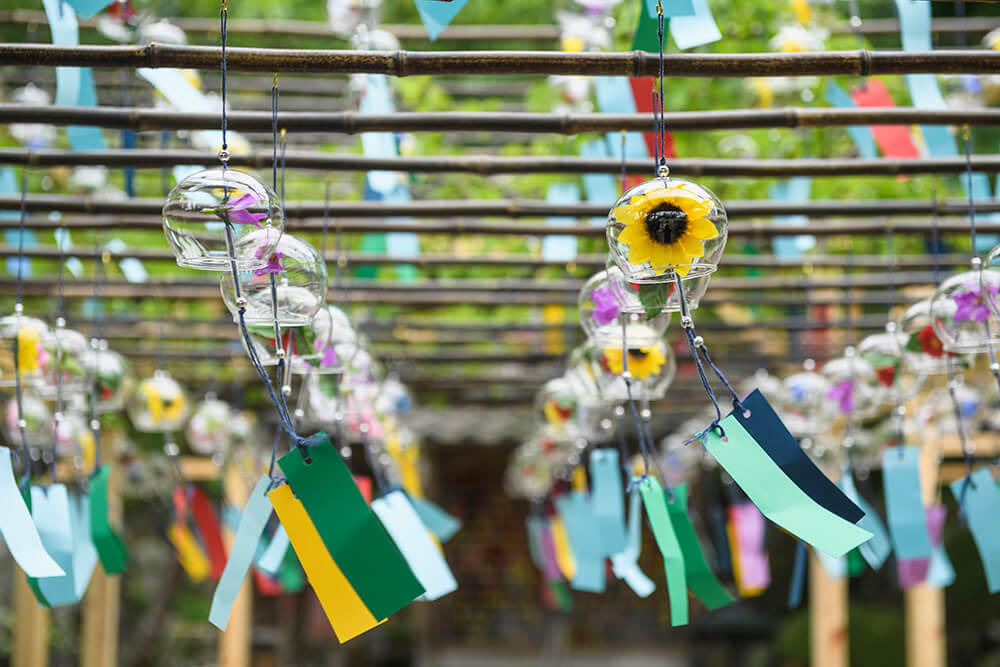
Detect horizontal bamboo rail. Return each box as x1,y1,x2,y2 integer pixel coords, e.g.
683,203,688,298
3,148,1000,176
1,44,999,77
3,10,995,40
0,245,981,271
0,195,995,222
6,104,1000,134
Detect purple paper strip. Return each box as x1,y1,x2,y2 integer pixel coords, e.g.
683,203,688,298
898,557,930,588
926,505,946,546
540,525,562,582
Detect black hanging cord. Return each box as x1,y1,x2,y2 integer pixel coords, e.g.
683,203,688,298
12,167,33,486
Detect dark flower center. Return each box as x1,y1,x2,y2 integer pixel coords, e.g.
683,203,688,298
644,203,688,245
629,348,649,360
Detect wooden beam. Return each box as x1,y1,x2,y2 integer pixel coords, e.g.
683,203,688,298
809,549,849,667
12,570,49,667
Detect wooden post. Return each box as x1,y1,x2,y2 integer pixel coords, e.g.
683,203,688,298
82,434,123,667
12,569,49,667
217,464,253,667
904,436,946,667
809,549,849,667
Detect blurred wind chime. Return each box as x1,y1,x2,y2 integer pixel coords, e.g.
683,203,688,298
509,0,875,624
158,0,459,641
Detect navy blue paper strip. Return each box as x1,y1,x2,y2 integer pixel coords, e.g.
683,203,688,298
734,389,864,524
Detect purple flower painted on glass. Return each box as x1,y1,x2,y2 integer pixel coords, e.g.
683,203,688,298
952,281,998,323
224,191,267,228
315,338,338,367
591,287,621,325
252,251,283,276
826,379,854,415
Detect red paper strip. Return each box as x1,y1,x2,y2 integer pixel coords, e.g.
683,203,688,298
253,568,282,596
629,77,675,161
187,487,229,580
353,475,373,503
849,80,919,159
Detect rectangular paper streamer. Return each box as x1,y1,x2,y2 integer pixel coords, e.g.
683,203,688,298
926,504,955,589
589,449,627,556
70,494,97,600
34,485,81,606
409,496,461,543
554,492,605,593
210,476,274,630
611,489,656,597
639,477,688,626
268,484,383,642
90,465,128,574
549,516,577,581
666,483,733,610
729,503,770,595
838,472,891,571
882,447,932,571
169,523,211,582
256,524,289,576
278,435,424,621
702,412,872,557
950,469,1000,593
0,450,63,578
371,490,457,601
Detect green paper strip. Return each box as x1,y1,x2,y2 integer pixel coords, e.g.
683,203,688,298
638,476,688,627
278,433,424,621
89,465,128,574
702,415,872,557
666,483,734,610
22,484,51,607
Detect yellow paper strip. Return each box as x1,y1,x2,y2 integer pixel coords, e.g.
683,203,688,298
168,523,210,583
572,466,588,494
268,485,383,642
549,516,577,581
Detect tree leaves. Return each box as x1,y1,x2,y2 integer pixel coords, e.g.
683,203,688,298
637,283,671,319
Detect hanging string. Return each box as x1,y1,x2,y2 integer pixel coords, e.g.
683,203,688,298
931,185,942,284
619,317,653,479
654,0,667,169
219,0,228,161
49,221,69,486
947,354,977,514
619,130,627,195
962,125,978,261
12,167,33,486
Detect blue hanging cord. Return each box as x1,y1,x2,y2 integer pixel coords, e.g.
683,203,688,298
12,167,33,488
48,220,69,487
947,354,977,519
619,316,652,478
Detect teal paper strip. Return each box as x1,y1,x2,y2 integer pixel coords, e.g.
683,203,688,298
209,476,273,630
371,490,457,601
668,0,721,50
647,0,694,17
256,524,289,576
526,517,546,571
882,447,932,561
837,473,891,571
589,449,627,556
0,450,63,578
701,414,872,557
638,476,688,626
554,492,606,593
70,494,97,599
950,469,1000,593
409,496,462,543
414,0,471,41
35,484,81,606
666,483,733,610
610,489,656,598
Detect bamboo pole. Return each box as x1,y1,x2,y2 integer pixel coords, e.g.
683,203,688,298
1,44,998,77
81,435,123,667
809,549,849,667
4,104,1000,134
12,571,49,667
3,147,1000,177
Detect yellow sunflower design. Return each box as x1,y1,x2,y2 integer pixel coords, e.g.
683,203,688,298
612,186,719,278
602,345,667,381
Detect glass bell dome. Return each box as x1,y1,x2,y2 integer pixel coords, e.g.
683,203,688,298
0,314,51,390
127,371,190,433
36,327,92,399
586,334,677,401
578,267,670,346
185,397,233,455
291,305,359,375
81,342,134,413
820,349,881,419
4,390,53,449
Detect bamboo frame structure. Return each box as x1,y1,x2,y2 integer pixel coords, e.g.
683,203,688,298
2,44,1000,77
5,104,1000,133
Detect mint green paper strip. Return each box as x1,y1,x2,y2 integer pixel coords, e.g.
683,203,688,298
210,476,273,630
638,477,688,626
0,450,63,578
611,489,656,597
702,415,872,557
256,524,289,576
666,483,733,610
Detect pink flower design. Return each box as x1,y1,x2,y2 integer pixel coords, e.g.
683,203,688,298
225,191,267,228
591,287,621,325
827,379,854,415
35,341,49,369
315,338,338,367
953,281,998,323
252,251,283,276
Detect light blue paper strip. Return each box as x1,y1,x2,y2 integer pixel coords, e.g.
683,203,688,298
35,485,80,606
414,0,471,41
593,77,648,160
410,496,462,543
648,0,694,17
882,447,932,561
371,490,457,601
669,0,721,50
65,68,105,151
816,549,847,580
769,177,815,258
838,473,891,570
541,183,581,262
360,74,402,197
0,168,21,219
0,451,63,577
611,489,656,597
824,81,877,159
580,139,618,224
5,230,35,278
43,0,79,45
526,517,546,571
554,492,606,593
256,523,289,576
209,476,274,630
589,449,627,556
928,514,955,590
71,494,97,599
63,0,114,20
950,469,1000,593
137,68,219,159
